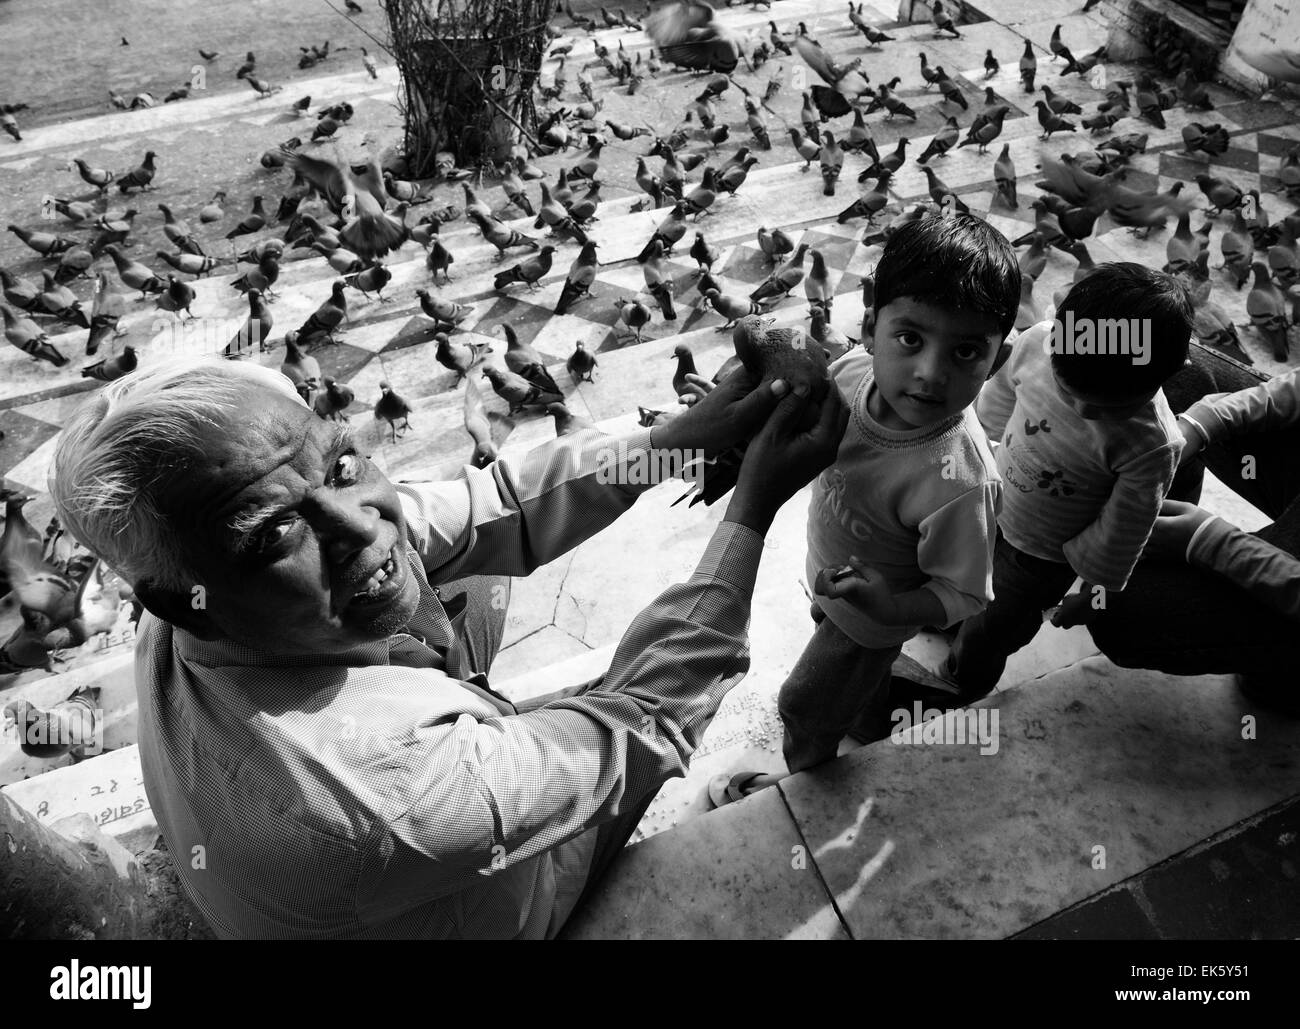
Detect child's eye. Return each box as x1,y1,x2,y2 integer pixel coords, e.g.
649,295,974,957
954,344,984,362
331,452,364,486
897,331,923,349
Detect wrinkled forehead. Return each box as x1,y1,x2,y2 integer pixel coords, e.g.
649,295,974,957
204,386,316,474
175,386,324,516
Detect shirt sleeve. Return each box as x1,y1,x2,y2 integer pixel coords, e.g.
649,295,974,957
1180,369,1300,445
1062,442,1180,591
375,520,765,898
395,426,669,582
1186,516,1300,623
917,482,1001,627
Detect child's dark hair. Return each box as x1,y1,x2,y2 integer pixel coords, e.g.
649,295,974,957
873,214,1021,337
1050,263,1192,399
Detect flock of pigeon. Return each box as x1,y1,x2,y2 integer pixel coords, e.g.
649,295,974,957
1,0,1300,675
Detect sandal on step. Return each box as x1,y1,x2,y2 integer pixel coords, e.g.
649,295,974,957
707,771,771,809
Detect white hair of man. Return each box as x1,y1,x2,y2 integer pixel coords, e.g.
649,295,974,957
48,356,305,593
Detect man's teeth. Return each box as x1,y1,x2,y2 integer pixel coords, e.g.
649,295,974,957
357,555,396,597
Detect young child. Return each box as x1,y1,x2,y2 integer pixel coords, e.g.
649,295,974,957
713,215,1022,803
947,262,1193,699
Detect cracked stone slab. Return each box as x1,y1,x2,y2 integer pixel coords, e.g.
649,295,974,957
779,660,1300,939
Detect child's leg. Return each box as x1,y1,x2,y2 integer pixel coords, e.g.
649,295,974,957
845,646,906,744
949,536,1078,700
778,615,900,774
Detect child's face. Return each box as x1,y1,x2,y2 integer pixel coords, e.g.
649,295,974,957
867,297,1005,431
1051,370,1156,421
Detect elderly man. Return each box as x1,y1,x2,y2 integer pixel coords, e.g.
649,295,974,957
49,357,845,938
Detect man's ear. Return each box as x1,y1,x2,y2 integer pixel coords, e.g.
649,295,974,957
133,581,223,640
987,342,1013,378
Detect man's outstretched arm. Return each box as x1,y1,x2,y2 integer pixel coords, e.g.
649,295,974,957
399,371,785,583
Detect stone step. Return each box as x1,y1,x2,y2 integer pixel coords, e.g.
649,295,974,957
562,660,1300,939
2,743,157,854
494,641,617,705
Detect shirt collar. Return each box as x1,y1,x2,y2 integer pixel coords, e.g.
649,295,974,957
171,625,390,669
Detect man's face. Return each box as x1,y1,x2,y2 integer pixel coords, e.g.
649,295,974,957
867,297,1005,431
172,384,421,655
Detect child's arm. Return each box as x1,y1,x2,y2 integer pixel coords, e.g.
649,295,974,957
815,559,948,627
1061,443,1179,592
1178,369,1300,465
814,483,999,628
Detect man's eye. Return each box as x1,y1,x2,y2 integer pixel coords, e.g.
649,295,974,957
252,520,295,554
332,452,364,486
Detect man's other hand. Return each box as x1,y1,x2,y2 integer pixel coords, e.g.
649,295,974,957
1144,498,1217,561
652,368,786,459
726,383,848,533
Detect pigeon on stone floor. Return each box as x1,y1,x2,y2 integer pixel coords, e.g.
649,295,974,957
8,225,76,258
225,289,272,357
375,382,414,442
154,274,197,320
494,246,556,293
2,304,67,366
435,332,490,381
566,342,598,383
1196,173,1244,215
102,245,163,298
344,263,392,302
314,376,354,421
499,323,562,396
471,211,540,260
1247,261,1290,361
931,0,962,37
280,337,321,403
805,248,832,315
1035,101,1076,139
117,151,157,193
417,289,472,330
1020,40,1037,92
294,281,349,346
483,364,561,415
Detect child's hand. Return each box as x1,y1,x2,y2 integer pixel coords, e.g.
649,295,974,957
814,557,897,622
1050,589,1098,628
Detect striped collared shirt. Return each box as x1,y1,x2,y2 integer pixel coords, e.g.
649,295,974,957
136,426,763,938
